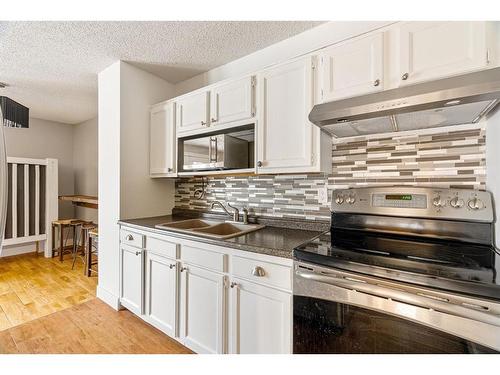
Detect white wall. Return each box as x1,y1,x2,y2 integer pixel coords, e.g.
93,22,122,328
120,62,176,219
73,117,98,222
175,21,394,95
97,61,175,309
4,117,75,219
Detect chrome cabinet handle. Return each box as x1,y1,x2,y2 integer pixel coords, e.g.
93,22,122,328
373,79,380,87
167,167,173,173
201,121,207,126
180,266,187,272
257,161,263,167
169,264,176,269
135,251,141,256
252,266,265,277
230,282,238,288
211,117,217,123
126,234,134,241
402,72,409,80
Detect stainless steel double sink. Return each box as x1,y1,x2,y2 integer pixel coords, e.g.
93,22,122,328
155,218,265,239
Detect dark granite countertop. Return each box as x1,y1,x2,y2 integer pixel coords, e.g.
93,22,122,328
118,214,327,259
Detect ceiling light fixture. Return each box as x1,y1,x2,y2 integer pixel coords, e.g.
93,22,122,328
0,96,29,128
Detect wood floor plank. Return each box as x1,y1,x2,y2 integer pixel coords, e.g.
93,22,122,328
0,299,193,354
0,252,97,330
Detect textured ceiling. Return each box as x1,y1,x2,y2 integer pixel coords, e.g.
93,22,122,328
0,21,323,124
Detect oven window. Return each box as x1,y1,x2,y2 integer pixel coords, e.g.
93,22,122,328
293,296,498,354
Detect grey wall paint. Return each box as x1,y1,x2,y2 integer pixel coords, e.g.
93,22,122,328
4,117,75,219
73,117,98,223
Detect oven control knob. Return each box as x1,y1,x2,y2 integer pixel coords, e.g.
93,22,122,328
468,197,484,210
449,196,464,208
432,195,445,208
335,194,344,205
346,195,356,204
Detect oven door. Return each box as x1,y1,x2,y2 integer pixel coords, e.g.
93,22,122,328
293,261,500,354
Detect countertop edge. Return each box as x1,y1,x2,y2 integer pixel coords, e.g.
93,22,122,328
118,219,323,260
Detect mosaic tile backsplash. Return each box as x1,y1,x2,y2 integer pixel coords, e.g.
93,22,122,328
175,126,486,221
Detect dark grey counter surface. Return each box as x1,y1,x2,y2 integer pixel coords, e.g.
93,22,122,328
118,214,327,259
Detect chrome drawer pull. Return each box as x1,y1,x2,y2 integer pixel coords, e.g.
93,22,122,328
169,264,176,269
252,266,265,277
126,234,134,241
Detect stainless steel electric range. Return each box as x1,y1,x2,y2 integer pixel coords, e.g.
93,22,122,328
293,186,500,354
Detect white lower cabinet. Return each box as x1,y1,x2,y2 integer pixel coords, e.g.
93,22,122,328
118,228,293,354
144,252,178,337
179,264,226,354
119,245,144,315
229,278,292,354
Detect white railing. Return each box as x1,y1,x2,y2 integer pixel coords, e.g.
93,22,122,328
2,157,58,257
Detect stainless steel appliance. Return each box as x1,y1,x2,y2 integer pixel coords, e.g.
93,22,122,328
0,108,8,254
309,67,500,137
181,134,249,171
294,186,500,353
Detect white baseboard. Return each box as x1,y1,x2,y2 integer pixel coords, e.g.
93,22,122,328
96,285,122,311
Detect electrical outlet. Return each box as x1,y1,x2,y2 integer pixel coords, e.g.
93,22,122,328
318,186,328,205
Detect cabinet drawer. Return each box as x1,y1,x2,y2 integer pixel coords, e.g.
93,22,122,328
146,236,178,259
180,244,226,273
120,229,144,249
231,256,292,291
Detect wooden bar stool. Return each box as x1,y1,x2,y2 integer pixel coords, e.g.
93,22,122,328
51,219,87,262
72,222,97,271
86,227,98,277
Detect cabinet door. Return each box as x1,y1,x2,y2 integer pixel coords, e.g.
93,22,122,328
257,56,316,173
150,102,176,177
119,246,144,315
179,265,226,354
210,76,255,126
229,278,292,354
176,90,210,134
320,32,384,102
144,252,178,337
399,21,488,85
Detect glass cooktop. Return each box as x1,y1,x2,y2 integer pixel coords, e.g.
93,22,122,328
294,229,500,301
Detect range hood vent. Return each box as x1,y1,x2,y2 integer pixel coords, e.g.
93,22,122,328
309,67,500,138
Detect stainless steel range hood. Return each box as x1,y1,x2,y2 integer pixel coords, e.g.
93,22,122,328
309,67,500,138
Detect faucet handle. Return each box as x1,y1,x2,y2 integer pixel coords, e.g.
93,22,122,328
227,203,240,222
242,208,249,224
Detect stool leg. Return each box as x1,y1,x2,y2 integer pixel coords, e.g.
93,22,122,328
59,224,64,262
86,237,92,277
51,224,56,258
71,227,79,270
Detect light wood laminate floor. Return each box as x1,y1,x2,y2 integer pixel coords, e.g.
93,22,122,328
0,252,97,330
0,298,192,353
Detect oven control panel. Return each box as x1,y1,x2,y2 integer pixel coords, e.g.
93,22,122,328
331,186,493,222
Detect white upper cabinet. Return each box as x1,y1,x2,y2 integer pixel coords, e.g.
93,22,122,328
144,252,178,338
210,76,255,126
257,56,330,174
319,32,384,102
150,101,176,177
175,90,210,135
397,21,490,85
179,264,225,354
229,278,291,354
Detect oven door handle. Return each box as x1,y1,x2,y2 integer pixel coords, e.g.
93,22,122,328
295,269,500,327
